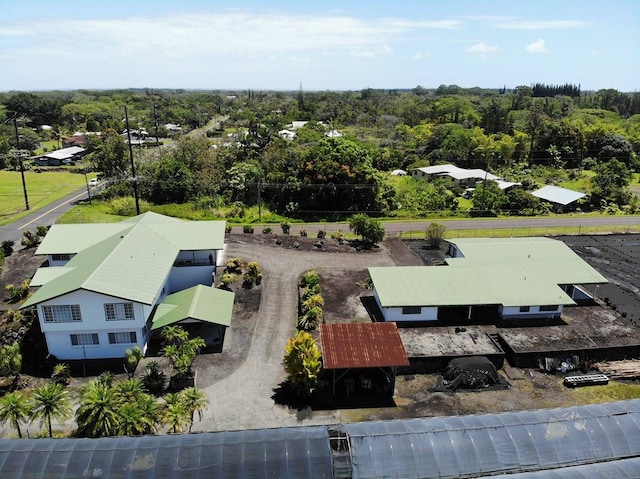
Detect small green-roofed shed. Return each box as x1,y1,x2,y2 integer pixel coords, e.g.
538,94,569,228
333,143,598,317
370,237,607,309
151,285,234,330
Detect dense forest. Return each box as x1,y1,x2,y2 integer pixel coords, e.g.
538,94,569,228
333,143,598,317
1,84,638,219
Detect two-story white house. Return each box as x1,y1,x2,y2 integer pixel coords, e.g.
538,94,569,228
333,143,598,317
21,212,233,360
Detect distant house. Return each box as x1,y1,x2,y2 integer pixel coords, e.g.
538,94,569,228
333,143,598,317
390,169,407,176
532,185,587,211
21,212,233,360
63,134,87,148
411,164,500,188
34,146,86,166
278,129,297,140
369,237,607,323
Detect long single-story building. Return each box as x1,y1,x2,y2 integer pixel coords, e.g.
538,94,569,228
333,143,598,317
411,164,500,187
369,237,608,323
21,212,233,360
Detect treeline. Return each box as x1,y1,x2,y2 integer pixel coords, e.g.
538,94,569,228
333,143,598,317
532,83,581,98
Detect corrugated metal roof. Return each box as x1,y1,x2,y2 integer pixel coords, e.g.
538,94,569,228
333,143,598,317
370,237,607,308
43,146,85,160
532,185,586,205
22,213,227,308
151,285,235,330
320,322,409,370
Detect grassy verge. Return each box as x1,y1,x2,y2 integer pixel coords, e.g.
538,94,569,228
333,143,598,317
399,223,640,240
0,170,88,226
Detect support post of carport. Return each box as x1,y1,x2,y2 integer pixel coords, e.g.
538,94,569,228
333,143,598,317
468,306,472,320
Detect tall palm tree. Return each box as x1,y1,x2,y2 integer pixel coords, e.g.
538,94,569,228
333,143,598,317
134,393,160,435
116,402,148,437
0,392,30,438
30,382,72,438
161,393,189,434
75,380,122,438
179,387,208,433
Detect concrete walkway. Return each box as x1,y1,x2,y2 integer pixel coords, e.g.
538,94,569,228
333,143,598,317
193,241,396,432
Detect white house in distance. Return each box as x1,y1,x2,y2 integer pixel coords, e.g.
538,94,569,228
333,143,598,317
21,212,234,360
369,237,607,323
411,164,501,188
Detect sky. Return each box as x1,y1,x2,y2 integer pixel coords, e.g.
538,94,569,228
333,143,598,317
0,0,638,92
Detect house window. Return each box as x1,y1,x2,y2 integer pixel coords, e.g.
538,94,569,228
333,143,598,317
402,306,421,315
540,305,558,312
519,306,531,313
51,254,71,261
43,305,82,323
70,333,99,346
108,332,137,344
104,303,135,321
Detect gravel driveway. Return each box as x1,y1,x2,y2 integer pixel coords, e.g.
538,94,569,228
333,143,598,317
193,238,396,432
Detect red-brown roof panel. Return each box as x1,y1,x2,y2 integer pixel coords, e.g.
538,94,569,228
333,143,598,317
320,322,409,370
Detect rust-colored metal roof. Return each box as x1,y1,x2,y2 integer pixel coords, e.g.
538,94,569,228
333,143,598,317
320,322,410,370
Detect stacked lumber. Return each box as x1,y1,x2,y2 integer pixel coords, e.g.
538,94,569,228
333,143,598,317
594,360,640,379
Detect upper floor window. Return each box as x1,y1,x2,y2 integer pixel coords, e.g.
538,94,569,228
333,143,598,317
104,303,135,321
51,254,71,262
43,305,82,323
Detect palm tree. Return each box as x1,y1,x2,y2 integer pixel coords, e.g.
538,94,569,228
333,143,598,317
115,378,145,402
75,380,122,438
134,393,160,435
179,387,208,433
0,342,23,390
0,392,30,438
116,402,148,436
161,393,189,434
30,383,72,437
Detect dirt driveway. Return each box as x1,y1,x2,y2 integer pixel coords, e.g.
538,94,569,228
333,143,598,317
193,235,396,432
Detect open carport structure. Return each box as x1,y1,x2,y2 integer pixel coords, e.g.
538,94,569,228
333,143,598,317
320,322,409,397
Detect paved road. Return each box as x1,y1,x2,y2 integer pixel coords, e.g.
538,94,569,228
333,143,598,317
0,187,90,246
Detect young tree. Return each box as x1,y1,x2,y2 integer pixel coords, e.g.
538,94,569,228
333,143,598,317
161,393,189,433
0,392,30,438
179,387,208,433
591,158,633,206
0,342,23,388
348,214,385,244
471,181,508,216
283,331,324,397
30,382,72,437
75,380,122,438
426,223,447,249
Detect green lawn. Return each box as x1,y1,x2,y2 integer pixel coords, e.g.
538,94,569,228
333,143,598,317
0,170,88,226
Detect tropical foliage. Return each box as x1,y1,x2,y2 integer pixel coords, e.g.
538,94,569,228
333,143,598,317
283,331,324,397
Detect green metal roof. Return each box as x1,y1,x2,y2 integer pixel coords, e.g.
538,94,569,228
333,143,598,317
151,285,235,330
22,213,227,308
369,237,608,308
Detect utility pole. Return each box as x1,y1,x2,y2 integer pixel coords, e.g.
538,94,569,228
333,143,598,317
13,115,29,211
153,103,160,147
124,106,141,215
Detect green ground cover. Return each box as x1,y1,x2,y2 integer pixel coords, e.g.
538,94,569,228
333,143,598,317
0,170,87,226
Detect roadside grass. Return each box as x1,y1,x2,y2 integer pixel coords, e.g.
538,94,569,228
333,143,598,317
399,223,640,240
0,170,87,226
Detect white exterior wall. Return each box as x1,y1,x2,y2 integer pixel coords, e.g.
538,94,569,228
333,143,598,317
374,290,438,322
499,304,564,319
37,290,151,360
169,265,215,292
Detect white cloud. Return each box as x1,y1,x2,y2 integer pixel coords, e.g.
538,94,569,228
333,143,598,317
350,50,375,58
467,42,499,59
0,12,460,62
412,52,423,60
493,20,589,29
526,38,548,53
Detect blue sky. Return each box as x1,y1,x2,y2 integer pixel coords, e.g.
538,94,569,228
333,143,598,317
1,0,638,92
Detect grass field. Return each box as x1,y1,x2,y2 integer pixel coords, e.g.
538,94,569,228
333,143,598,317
0,170,88,226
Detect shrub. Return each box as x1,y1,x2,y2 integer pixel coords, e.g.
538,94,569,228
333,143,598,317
1,240,15,257
243,224,254,234
51,363,71,386
5,309,23,323
283,331,324,397
297,306,323,331
225,257,244,274
280,221,291,235
21,230,40,249
125,346,143,374
262,226,273,234
426,222,447,249
140,361,167,395
6,280,30,303
330,230,345,244
35,225,49,237
225,224,232,234
219,273,237,289
299,229,307,237
302,294,324,313
316,230,326,239
242,261,263,289
301,270,320,288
